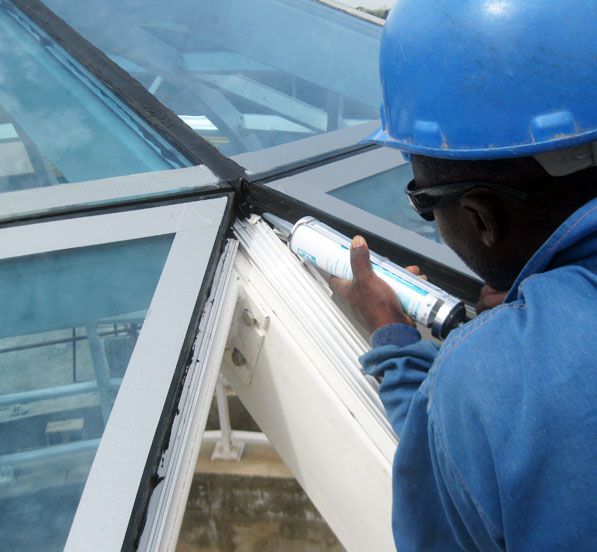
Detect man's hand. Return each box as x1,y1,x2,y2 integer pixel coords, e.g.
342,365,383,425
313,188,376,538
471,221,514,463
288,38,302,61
329,235,423,333
475,285,508,314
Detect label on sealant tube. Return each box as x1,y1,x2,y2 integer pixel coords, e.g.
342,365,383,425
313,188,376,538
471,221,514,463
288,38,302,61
290,220,441,326
372,264,435,322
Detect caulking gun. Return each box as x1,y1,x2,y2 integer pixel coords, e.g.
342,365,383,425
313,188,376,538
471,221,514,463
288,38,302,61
263,213,467,339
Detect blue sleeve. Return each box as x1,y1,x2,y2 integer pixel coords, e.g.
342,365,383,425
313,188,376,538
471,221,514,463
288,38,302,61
360,323,439,437
361,323,503,551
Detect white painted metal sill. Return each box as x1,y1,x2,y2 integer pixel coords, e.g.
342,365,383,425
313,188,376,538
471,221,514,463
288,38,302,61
221,216,396,552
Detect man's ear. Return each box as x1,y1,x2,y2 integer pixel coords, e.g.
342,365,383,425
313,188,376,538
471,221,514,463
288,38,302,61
459,193,501,247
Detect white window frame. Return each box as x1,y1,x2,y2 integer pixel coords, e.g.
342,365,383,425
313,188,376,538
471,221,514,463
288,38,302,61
0,196,232,551
222,216,396,551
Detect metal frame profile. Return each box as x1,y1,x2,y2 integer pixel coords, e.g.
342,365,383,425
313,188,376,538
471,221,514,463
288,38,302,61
233,120,380,180
0,165,227,225
0,196,234,551
138,240,240,552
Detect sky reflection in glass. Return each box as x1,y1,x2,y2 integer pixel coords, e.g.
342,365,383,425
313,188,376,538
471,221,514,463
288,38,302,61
329,163,442,243
45,0,382,156
0,5,187,194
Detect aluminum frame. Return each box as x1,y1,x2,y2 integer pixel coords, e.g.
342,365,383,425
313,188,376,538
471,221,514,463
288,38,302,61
224,216,396,551
0,164,226,225
234,120,379,179
0,197,232,551
233,216,393,448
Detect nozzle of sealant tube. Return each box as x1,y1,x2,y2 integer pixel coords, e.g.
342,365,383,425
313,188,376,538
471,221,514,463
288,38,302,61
262,212,294,241
263,213,467,339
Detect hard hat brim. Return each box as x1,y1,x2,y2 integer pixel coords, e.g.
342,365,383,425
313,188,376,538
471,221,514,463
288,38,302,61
363,126,597,161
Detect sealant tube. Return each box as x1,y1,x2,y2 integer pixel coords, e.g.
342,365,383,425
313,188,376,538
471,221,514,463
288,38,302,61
264,214,467,339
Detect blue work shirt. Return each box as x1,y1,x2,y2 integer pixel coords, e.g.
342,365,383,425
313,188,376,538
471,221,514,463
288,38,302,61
361,198,597,551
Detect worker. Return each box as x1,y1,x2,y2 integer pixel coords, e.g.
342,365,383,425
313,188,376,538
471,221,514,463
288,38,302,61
331,1,597,550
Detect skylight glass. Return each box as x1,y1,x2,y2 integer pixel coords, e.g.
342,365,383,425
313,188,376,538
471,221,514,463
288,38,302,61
45,0,382,156
328,163,442,243
0,235,173,552
0,4,187,194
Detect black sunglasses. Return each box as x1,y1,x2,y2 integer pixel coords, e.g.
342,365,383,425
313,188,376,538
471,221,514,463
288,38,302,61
405,179,529,221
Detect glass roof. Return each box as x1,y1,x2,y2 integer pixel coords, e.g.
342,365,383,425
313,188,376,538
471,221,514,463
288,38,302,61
0,195,232,551
0,3,187,194
45,0,382,157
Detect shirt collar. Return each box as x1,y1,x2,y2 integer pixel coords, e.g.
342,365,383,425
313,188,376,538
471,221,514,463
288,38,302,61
505,197,597,302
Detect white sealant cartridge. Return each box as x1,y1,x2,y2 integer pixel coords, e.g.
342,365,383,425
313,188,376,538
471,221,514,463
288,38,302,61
264,213,467,339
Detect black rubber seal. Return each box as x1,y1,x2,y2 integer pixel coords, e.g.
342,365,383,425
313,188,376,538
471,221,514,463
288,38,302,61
11,0,246,183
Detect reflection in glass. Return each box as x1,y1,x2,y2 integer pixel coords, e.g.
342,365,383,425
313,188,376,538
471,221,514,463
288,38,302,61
45,0,382,156
0,4,187,194
329,163,442,243
0,235,173,552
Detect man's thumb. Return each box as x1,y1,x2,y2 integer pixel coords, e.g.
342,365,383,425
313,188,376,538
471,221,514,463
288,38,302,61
350,235,372,282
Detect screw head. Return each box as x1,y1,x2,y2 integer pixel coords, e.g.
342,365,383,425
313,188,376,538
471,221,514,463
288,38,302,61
241,308,257,327
231,348,246,366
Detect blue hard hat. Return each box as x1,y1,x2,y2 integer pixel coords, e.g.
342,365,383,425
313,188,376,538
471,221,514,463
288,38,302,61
369,0,597,160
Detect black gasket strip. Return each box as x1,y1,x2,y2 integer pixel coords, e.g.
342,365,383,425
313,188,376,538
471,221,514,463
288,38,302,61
11,0,246,184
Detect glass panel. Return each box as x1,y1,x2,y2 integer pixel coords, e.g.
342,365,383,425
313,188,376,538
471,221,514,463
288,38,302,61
45,0,382,156
328,163,442,243
0,235,173,552
0,4,187,194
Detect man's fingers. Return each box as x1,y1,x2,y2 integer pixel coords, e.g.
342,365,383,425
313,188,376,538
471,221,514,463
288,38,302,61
349,241,427,286
406,265,428,280
350,236,372,282
475,284,508,314
329,276,352,301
